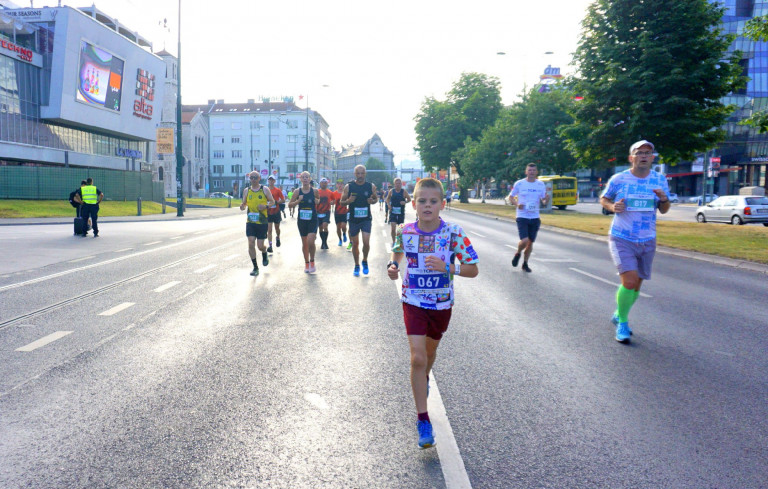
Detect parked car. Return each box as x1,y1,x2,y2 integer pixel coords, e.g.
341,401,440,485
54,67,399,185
668,192,679,203
695,195,768,226
688,194,718,205
209,192,230,199
451,192,459,201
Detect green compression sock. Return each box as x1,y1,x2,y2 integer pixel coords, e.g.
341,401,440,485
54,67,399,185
616,285,636,323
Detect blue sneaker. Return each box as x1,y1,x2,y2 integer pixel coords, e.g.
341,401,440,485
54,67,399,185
362,261,369,275
338,239,343,247
417,420,435,448
343,233,347,243
611,312,632,335
353,265,360,277
615,322,631,343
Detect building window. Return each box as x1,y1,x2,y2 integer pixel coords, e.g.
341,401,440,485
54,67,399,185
213,179,224,188
252,149,261,159
269,120,279,129
213,136,224,144
158,166,164,180
271,149,279,159
250,121,261,130
287,119,298,129
232,150,243,158
213,122,224,130
213,150,224,159
231,122,242,130
287,135,298,143
213,165,224,173
232,164,243,174
231,136,241,144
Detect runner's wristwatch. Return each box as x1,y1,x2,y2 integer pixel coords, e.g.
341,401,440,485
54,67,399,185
387,260,399,269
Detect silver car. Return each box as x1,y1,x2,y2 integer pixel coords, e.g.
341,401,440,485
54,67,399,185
695,195,768,226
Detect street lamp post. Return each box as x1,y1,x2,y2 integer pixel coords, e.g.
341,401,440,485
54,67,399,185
174,0,183,216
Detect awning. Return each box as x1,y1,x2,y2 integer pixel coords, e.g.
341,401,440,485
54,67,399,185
666,167,741,178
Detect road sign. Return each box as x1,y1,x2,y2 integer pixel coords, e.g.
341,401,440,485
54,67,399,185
261,169,268,177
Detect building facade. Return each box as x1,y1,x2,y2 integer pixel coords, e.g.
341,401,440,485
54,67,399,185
0,6,164,173
184,98,330,195
335,133,394,183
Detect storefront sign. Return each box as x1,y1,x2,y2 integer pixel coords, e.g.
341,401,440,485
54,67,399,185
116,147,143,159
132,68,155,120
750,157,768,162
0,39,43,67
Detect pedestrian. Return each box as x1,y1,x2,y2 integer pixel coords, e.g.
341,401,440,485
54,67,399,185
240,171,275,276
387,177,479,448
316,177,334,250
332,181,349,247
385,177,411,244
339,165,378,276
288,171,319,273
509,163,549,272
74,177,103,237
69,180,91,235
600,140,671,343
266,175,284,252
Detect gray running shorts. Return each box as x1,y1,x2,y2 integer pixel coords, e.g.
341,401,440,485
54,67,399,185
608,236,656,279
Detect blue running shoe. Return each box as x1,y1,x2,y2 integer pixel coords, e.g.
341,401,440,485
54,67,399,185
417,420,435,449
338,239,343,246
353,265,360,277
615,322,631,343
343,233,348,243
611,312,632,335
362,261,369,275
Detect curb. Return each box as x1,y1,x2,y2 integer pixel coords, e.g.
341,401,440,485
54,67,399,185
0,208,240,226
447,205,768,276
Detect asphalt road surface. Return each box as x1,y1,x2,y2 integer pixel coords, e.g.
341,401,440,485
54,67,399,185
1,206,766,488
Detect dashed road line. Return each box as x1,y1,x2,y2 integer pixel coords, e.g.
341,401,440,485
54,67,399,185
469,231,485,238
16,331,73,352
154,281,181,292
99,302,135,316
144,241,162,246
223,254,239,261
170,236,184,240
114,248,133,253
68,256,94,263
570,268,652,298
194,264,216,274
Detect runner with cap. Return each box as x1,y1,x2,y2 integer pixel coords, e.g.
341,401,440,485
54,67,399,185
600,140,671,343
266,175,285,252
316,177,334,250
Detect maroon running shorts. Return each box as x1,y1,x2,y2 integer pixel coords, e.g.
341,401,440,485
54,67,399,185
402,302,452,340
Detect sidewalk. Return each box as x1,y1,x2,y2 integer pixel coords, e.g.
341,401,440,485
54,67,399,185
447,204,768,275
0,206,241,226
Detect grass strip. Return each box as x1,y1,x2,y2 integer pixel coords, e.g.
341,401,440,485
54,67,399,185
0,200,165,218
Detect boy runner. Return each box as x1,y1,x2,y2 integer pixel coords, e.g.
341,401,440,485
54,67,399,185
385,178,411,244
387,177,479,448
266,175,285,252
316,178,334,250
332,181,349,246
509,163,549,272
600,140,671,343
240,171,275,276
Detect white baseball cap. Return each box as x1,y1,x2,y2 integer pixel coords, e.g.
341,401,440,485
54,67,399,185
629,140,654,154
319,177,329,183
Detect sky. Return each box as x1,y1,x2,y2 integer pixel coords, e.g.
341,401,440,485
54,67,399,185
52,0,595,163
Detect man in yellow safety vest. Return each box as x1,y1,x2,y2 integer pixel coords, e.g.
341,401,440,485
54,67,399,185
74,177,104,237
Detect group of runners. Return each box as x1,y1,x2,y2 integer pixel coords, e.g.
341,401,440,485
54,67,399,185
239,140,668,449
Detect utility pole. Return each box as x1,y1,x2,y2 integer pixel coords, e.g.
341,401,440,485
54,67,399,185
174,0,183,216
305,96,309,173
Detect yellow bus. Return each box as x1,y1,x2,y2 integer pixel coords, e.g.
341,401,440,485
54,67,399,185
539,175,578,210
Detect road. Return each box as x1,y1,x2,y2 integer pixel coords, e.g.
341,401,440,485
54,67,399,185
1,206,766,488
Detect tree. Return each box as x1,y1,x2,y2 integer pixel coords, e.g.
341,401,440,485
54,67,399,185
414,72,503,201
460,87,580,187
561,0,745,167
741,16,768,132
364,157,389,189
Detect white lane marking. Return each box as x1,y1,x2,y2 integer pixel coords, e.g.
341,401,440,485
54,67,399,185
504,244,517,250
194,231,205,235
469,231,485,238
536,258,579,263
114,248,133,253
99,302,135,316
170,236,184,240
390,277,471,488
154,280,181,292
0,230,238,293
68,256,94,263
569,268,652,298
16,331,73,352
304,393,330,410
194,264,216,274
429,371,472,489
144,241,162,246
223,254,239,261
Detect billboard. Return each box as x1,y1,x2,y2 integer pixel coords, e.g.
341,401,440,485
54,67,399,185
156,128,174,154
76,40,124,112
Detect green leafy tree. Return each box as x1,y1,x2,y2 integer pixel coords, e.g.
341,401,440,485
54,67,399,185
364,157,389,189
414,72,503,201
561,0,745,167
742,16,768,132
460,87,579,188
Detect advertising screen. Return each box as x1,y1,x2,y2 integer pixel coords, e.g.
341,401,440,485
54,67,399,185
76,40,124,111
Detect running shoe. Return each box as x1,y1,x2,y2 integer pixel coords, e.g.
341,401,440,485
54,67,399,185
611,312,633,335
304,263,310,273
267,245,273,253
417,420,435,449
615,322,631,343
347,242,353,251
511,253,521,267
522,262,532,273
276,236,281,247
343,233,347,243
362,261,369,275
250,267,259,277
353,265,360,277
309,262,316,273
262,253,269,267
338,239,343,247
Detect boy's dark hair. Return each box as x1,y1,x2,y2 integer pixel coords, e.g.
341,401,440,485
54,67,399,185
413,178,444,199
80,180,87,185
526,163,537,169
86,178,93,185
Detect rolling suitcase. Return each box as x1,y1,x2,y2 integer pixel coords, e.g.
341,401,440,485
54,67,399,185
74,216,85,235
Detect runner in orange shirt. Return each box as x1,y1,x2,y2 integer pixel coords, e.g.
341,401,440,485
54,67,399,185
333,181,348,247
316,178,335,250
266,175,285,252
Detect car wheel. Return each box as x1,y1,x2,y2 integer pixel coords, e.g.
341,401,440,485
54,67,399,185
731,215,743,225
557,205,567,210
696,213,706,223
763,223,768,227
